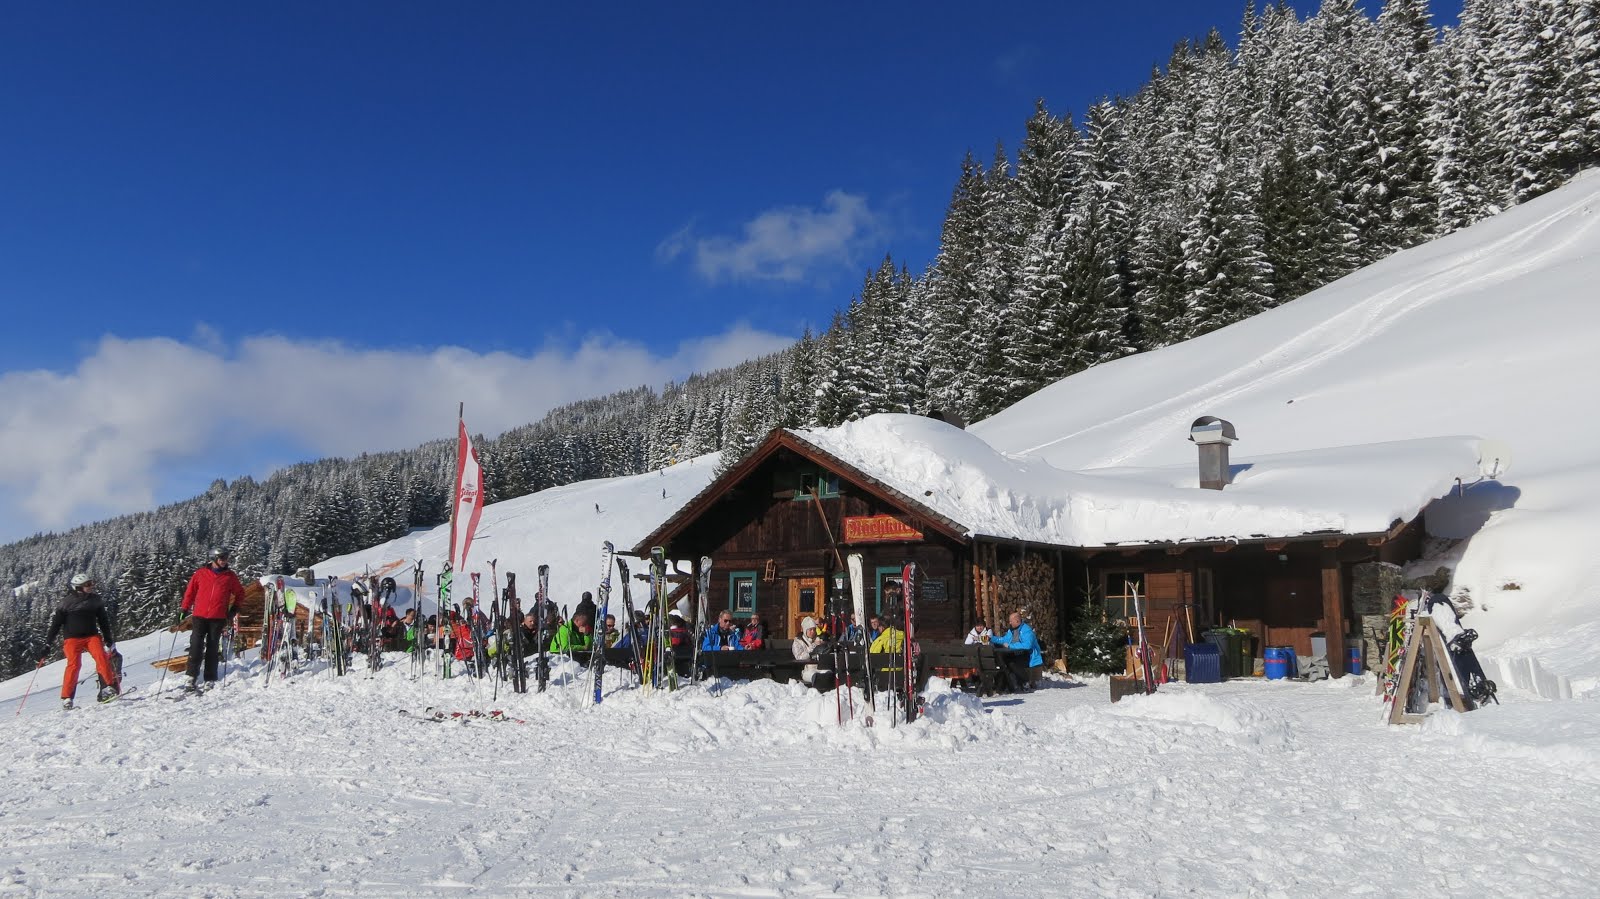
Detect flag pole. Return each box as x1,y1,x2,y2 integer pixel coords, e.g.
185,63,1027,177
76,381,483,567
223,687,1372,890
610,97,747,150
438,402,462,678
448,401,463,571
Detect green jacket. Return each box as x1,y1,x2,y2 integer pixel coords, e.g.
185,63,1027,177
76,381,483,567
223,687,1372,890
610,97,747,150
549,621,593,654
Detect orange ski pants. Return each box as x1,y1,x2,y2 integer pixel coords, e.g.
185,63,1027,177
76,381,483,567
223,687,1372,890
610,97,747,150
62,636,117,699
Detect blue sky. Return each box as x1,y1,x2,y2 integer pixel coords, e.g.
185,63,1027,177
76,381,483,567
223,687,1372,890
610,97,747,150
0,1,1462,542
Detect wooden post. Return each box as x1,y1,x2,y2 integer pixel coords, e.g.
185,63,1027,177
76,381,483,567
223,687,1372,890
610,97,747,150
1320,548,1347,678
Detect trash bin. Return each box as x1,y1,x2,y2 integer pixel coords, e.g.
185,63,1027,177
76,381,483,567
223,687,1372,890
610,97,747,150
1184,643,1222,684
1203,628,1244,679
1347,641,1363,675
1265,646,1293,680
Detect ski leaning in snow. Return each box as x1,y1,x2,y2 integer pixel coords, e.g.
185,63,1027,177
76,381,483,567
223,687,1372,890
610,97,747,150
589,541,615,705
616,557,645,686
902,562,918,724
690,555,711,683
848,552,873,726
535,564,550,693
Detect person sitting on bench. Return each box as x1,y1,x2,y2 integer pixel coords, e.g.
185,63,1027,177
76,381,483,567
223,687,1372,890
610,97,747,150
701,611,743,651
870,613,906,693
991,611,1043,691
792,616,836,691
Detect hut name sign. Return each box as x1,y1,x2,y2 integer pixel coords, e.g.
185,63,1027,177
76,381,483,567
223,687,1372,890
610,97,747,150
843,515,922,543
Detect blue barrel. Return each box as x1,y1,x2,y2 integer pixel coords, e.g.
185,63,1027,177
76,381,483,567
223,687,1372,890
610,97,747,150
1347,643,1363,675
1264,646,1293,680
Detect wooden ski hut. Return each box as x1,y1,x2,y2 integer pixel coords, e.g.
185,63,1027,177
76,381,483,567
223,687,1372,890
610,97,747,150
634,414,1505,675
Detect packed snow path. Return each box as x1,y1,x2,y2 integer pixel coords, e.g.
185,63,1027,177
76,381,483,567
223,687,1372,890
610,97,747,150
2,664,1596,897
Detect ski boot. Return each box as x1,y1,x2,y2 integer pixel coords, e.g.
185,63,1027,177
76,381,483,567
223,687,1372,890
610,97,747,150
62,698,74,710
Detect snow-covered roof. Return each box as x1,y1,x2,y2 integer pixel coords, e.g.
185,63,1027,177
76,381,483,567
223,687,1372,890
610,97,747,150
792,414,1504,548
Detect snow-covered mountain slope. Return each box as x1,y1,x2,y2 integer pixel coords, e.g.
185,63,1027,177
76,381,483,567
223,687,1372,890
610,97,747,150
974,170,1600,682
313,453,723,608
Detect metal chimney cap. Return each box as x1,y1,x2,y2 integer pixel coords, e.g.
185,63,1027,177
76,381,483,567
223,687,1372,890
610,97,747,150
1189,416,1237,445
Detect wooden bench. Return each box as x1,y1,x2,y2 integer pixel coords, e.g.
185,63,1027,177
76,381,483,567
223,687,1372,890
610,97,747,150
916,641,1013,694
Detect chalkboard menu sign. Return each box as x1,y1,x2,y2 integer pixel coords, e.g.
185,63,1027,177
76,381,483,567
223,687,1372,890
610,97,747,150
921,578,948,602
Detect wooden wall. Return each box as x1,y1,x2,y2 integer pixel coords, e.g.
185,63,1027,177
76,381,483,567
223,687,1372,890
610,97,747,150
670,451,967,642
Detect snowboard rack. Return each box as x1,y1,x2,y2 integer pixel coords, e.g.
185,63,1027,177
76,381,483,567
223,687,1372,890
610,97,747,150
1388,616,1472,725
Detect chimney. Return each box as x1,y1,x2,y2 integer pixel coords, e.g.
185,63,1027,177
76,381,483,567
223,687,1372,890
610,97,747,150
1189,416,1237,490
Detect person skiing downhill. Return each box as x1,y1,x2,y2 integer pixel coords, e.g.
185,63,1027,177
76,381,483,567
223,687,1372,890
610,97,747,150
44,574,120,709
180,548,245,694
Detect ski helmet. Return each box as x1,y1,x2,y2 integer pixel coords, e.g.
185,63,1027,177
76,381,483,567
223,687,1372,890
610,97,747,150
70,573,93,589
208,547,230,562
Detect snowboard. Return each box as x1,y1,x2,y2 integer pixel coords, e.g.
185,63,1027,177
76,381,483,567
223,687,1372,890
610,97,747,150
1426,593,1498,707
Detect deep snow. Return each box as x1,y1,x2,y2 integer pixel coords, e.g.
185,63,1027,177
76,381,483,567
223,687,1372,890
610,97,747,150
3,655,1599,897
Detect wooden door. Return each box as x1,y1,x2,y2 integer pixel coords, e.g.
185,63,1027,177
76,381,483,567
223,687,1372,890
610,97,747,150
787,577,824,641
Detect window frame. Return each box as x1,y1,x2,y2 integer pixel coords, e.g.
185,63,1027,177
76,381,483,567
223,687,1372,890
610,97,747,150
875,566,904,616
1101,570,1145,623
792,468,841,501
728,571,758,617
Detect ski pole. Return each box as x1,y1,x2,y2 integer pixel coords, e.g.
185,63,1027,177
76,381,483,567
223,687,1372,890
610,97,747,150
156,608,186,696
15,659,44,717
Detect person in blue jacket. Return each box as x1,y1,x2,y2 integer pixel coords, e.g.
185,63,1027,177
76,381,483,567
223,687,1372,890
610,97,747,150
700,610,743,651
991,611,1044,691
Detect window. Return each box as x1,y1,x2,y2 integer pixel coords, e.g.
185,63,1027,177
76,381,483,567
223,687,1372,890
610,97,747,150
793,469,840,500
875,567,904,616
1196,567,1215,625
797,586,817,616
728,572,757,615
1101,570,1145,622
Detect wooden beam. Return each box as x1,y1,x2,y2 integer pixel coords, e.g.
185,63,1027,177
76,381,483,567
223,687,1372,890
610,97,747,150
1321,548,1347,679
1164,546,1186,556
1322,538,1344,549
1264,541,1288,552
1212,544,1235,553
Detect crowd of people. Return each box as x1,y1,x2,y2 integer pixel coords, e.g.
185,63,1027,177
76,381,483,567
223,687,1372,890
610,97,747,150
36,549,1048,706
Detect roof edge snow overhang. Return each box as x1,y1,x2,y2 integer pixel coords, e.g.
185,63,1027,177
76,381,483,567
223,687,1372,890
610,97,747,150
966,515,1411,555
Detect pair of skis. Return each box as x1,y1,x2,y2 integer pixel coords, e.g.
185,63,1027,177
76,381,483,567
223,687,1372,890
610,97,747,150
844,554,917,726
586,542,616,705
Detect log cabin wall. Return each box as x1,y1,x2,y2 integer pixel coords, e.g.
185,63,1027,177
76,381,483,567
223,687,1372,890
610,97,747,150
1084,540,1375,664
667,450,968,642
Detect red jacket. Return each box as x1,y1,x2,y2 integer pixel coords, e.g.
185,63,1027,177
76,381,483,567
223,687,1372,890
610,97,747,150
182,565,245,619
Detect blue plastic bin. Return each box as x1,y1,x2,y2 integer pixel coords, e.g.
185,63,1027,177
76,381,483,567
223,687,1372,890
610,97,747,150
1184,643,1222,684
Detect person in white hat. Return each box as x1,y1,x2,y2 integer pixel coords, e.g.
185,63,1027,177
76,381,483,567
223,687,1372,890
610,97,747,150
791,616,835,691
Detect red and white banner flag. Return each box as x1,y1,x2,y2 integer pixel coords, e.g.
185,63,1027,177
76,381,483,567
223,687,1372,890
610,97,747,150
449,419,484,573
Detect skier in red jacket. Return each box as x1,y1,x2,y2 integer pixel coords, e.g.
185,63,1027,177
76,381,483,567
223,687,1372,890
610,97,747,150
180,548,246,693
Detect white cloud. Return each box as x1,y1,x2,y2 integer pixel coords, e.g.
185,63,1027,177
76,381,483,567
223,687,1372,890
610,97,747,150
659,190,885,284
0,325,795,536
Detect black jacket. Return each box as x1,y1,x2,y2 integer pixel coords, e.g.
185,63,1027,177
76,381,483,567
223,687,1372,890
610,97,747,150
47,589,114,644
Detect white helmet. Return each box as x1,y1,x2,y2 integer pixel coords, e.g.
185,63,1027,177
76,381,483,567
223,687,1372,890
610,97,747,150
70,573,93,589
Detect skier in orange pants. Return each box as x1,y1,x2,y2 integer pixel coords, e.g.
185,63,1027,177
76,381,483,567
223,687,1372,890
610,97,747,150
45,574,120,709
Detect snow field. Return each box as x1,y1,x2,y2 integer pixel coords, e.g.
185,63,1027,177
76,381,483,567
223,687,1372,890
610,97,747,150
3,661,1599,897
